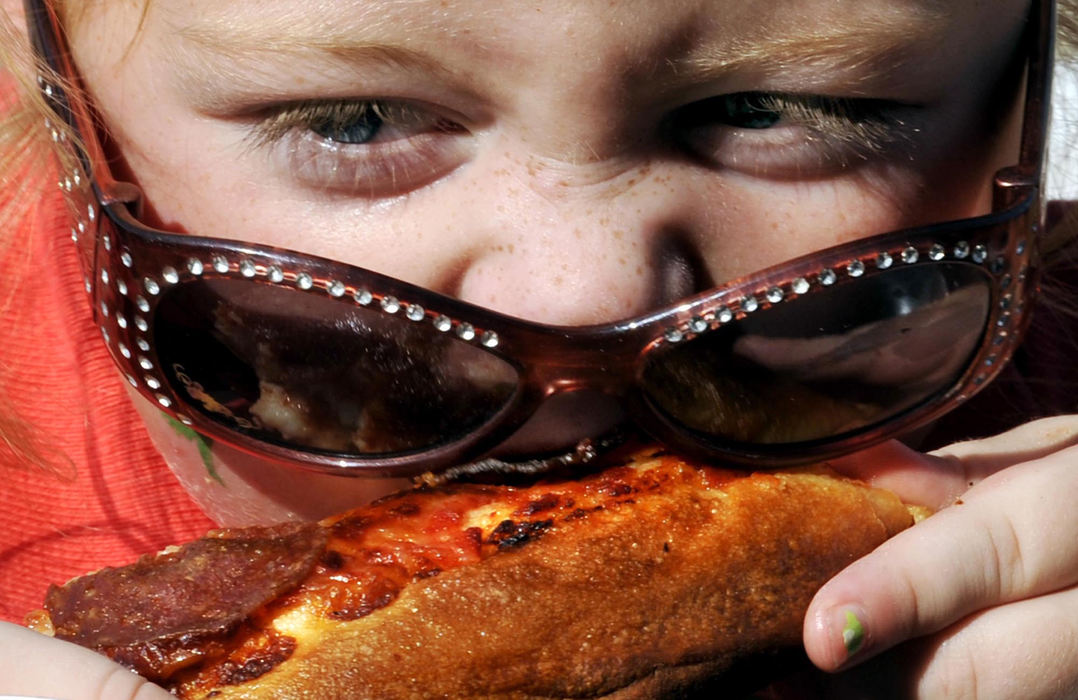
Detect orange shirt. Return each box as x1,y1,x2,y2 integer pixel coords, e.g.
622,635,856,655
0,184,213,622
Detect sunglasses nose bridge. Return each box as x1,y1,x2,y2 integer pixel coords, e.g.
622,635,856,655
523,350,639,402
504,319,659,402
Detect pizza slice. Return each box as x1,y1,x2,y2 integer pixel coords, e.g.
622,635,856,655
28,447,924,698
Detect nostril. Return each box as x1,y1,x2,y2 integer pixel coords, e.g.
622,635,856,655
652,229,716,306
432,249,482,304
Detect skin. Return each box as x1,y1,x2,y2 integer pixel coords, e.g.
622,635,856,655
808,417,1078,698
6,0,1078,697
67,0,1027,523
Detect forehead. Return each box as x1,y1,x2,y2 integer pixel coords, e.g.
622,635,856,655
160,0,953,30
106,0,1026,60
78,0,1022,112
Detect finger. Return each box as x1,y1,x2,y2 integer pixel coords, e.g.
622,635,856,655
825,584,1078,700
930,414,1078,479
0,622,171,700
804,443,1078,672
825,440,968,510
827,416,1078,511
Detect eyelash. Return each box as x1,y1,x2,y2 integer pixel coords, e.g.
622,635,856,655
672,92,918,175
248,93,916,195
248,99,470,195
251,100,451,145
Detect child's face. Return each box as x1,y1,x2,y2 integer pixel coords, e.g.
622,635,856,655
65,0,1030,524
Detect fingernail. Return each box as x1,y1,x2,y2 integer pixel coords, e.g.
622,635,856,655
841,609,865,656
811,605,870,670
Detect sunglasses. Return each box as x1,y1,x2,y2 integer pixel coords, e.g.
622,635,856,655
25,0,1054,477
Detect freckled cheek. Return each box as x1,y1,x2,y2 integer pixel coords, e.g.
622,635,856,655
121,127,478,286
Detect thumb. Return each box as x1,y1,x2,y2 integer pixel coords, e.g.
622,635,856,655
929,414,1078,476
824,440,967,510
825,415,1078,510
0,622,171,700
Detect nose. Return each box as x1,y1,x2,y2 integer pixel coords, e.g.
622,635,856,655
446,154,715,326
441,153,717,459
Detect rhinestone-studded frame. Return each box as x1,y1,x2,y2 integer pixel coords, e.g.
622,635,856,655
99,222,506,419
656,224,1030,376
25,0,1054,474
79,179,1040,473
638,209,1038,461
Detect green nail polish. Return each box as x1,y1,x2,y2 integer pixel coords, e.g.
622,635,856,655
842,610,864,655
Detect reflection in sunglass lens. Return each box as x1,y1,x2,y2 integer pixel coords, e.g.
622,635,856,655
642,263,992,445
152,280,520,456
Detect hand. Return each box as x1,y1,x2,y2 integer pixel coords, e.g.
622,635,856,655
0,621,170,700
803,415,1078,699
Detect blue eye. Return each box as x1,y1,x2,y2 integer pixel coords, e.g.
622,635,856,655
253,100,410,147
311,110,383,145
250,99,472,197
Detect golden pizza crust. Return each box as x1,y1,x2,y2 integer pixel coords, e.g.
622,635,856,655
167,461,917,699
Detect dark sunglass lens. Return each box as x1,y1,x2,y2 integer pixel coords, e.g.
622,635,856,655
642,263,992,445
152,280,519,456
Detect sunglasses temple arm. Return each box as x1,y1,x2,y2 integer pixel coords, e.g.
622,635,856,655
994,0,1055,213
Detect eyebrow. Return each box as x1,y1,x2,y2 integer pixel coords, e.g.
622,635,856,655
170,1,491,69
159,0,476,104
672,7,951,93
168,1,951,106
168,23,464,112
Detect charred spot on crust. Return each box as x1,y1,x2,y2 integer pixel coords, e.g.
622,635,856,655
599,482,636,497
389,502,421,517
321,550,346,570
565,505,605,521
513,493,561,517
330,516,372,539
486,519,554,549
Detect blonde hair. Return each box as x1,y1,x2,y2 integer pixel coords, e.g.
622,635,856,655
1,0,1077,472
0,3,79,475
